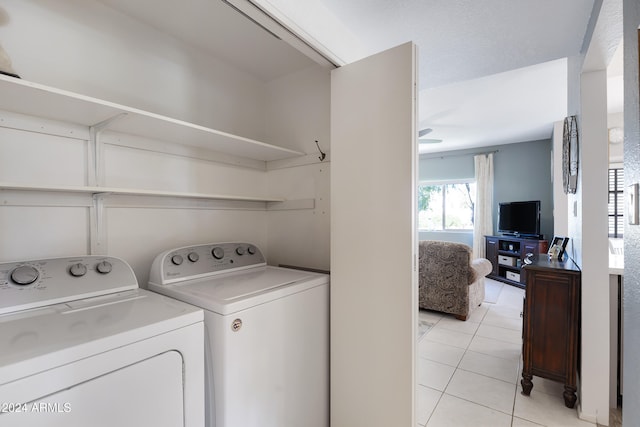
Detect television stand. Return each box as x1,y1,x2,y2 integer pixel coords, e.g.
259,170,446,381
485,235,549,288
502,233,543,240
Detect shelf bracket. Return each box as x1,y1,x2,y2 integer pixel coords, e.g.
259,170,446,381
89,192,110,255
88,113,128,187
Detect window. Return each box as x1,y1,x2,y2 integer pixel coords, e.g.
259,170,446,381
608,168,624,238
418,181,476,231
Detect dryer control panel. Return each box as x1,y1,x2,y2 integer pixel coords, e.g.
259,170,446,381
0,256,138,315
149,242,266,285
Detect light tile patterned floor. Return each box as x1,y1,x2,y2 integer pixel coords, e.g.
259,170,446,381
417,278,596,427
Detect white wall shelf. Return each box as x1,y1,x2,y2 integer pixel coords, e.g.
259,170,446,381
0,74,304,162
0,183,285,203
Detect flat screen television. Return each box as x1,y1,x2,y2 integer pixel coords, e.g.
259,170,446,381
497,200,541,238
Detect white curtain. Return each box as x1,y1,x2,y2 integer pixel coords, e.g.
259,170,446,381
473,153,494,258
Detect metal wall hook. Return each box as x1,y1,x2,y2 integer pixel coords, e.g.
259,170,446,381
315,140,326,162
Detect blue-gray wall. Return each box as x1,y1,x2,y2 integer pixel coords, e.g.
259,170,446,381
419,139,554,246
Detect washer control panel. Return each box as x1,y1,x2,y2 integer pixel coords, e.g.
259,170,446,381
150,242,266,285
0,256,138,315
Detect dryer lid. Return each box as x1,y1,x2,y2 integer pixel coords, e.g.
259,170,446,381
0,289,202,385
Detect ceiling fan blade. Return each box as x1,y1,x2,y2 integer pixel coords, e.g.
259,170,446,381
418,128,433,137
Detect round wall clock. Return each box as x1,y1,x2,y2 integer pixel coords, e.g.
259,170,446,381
562,115,579,194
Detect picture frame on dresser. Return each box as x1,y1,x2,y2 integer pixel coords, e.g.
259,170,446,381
548,236,569,260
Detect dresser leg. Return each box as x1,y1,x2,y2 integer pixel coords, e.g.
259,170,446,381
563,385,577,408
521,373,533,395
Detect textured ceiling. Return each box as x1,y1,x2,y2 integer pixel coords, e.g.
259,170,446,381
318,0,594,88
418,58,569,152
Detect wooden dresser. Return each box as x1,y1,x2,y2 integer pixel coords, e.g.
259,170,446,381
521,256,581,408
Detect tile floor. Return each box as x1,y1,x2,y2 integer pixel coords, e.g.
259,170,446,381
417,278,597,427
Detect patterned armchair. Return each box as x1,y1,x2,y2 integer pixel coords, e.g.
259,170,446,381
418,240,492,321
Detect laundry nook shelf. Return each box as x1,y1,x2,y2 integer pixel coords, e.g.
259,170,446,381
0,183,285,203
0,74,304,162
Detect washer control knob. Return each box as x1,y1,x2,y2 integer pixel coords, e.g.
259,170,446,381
212,247,224,260
171,255,184,265
11,265,39,285
96,261,113,274
236,246,245,256
187,252,199,263
247,245,256,255
69,263,87,277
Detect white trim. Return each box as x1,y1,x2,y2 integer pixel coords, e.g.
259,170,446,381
419,177,476,185
577,403,598,424
224,0,344,67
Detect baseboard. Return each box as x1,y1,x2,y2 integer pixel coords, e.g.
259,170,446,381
577,403,599,425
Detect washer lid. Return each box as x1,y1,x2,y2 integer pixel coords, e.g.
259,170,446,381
149,266,328,315
0,289,203,386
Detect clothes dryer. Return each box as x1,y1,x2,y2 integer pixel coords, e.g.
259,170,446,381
0,255,204,427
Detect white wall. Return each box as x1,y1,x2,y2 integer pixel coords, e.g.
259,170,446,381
608,111,624,163
0,114,271,285
0,0,331,283
577,70,611,424
562,1,623,423
266,162,330,271
552,121,569,237
265,65,331,153
0,0,267,140
573,1,623,423
264,65,332,271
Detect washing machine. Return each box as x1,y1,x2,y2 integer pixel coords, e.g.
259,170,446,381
0,255,204,427
148,242,329,427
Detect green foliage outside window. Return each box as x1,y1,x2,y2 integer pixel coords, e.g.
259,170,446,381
418,182,476,231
